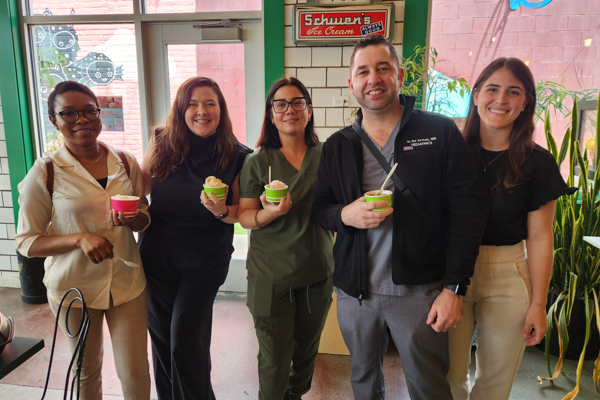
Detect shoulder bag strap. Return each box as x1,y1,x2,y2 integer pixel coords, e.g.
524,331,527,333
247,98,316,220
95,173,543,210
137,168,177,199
116,150,130,178
45,157,54,198
351,121,430,225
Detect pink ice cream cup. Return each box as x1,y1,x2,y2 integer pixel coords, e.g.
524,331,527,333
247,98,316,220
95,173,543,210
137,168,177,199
111,195,140,216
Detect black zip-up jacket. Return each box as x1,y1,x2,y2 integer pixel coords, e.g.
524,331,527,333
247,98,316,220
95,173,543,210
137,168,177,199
312,95,488,300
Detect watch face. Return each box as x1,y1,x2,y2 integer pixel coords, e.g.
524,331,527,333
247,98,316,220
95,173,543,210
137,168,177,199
218,213,229,220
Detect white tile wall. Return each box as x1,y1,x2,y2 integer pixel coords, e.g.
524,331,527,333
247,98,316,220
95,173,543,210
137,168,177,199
297,68,326,87
285,0,404,141
0,92,17,286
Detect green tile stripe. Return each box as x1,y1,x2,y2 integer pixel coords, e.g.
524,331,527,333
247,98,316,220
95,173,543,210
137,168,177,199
263,0,285,98
0,0,35,224
402,0,429,108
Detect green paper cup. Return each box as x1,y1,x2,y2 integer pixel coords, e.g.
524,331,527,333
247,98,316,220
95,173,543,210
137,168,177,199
365,190,392,211
264,184,288,204
203,184,226,200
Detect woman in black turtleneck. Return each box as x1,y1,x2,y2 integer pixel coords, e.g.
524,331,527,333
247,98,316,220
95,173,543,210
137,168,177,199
140,77,251,400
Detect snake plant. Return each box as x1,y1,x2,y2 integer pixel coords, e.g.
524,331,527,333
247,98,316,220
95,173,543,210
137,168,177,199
538,97,600,399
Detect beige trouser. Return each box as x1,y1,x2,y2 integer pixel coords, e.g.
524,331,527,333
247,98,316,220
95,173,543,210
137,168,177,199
447,242,531,400
49,290,150,400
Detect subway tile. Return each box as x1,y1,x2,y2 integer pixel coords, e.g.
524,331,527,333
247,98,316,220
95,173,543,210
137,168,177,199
284,68,297,78
297,68,327,87
312,47,342,67
285,26,294,47
0,208,15,224
326,108,344,127
0,255,11,270
0,141,6,158
0,175,11,191
6,224,14,240
285,47,312,67
311,88,342,108
393,1,405,22
2,191,12,208
2,158,11,174
392,22,404,44
327,68,350,87
342,46,353,67
0,124,4,141
10,255,18,271
0,225,7,240
0,239,16,255
0,270,19,278
312,108,326,127
285,5,294,26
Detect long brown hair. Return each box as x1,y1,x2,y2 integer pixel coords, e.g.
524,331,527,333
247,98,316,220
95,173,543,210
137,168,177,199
256,77,319,149
462,57,536,192
149,77,238,180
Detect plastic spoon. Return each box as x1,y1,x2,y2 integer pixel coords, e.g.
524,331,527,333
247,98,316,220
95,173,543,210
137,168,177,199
269,166,271,186
118,257,138,268
378,163,398,195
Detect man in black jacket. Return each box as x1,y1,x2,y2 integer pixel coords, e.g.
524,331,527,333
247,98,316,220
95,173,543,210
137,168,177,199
312,36,487,399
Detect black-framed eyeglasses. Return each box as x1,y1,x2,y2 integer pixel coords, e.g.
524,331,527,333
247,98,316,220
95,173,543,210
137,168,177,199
53,108,101,123
271,97,308,113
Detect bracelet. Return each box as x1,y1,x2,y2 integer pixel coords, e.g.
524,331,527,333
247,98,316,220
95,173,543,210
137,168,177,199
254,208,270,229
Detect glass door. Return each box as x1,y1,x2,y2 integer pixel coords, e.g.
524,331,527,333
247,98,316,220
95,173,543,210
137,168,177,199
146,21,264,292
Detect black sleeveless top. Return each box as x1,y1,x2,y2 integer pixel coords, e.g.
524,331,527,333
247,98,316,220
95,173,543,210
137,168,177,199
140,131,251,269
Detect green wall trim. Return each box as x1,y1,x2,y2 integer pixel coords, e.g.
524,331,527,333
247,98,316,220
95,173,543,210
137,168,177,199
402,0,429,108
263,0,285,97
0,0,35,225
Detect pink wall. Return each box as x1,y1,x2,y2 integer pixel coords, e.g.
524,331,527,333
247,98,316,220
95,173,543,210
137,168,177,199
430,0,599,145
33,1,251,162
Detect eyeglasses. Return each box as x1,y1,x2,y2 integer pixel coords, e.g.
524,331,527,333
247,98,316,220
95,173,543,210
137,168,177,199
53,108,101,123
271,97,308,113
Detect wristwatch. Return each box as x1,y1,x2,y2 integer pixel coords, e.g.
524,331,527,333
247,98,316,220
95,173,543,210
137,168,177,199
216,206,229,220
444,284,468,297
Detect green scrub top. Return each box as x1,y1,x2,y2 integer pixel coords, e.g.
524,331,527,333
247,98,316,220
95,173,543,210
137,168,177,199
239,145,334,287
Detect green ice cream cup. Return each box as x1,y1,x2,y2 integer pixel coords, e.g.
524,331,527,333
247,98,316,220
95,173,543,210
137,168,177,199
365,190,392,211
264,184,288,204
203,184,226,200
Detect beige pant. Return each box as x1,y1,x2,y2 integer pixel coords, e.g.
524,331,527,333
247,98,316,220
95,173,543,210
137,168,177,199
49,290,150,400
447,242,531,400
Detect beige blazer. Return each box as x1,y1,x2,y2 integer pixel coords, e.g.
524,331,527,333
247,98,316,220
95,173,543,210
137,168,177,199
15,143,150,309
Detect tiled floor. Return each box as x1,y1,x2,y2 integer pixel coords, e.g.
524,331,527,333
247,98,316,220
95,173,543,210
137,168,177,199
0,287,598,399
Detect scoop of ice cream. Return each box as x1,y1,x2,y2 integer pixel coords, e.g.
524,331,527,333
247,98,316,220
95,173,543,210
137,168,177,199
267,180,287,189
112,195,139,200
205,176,226,188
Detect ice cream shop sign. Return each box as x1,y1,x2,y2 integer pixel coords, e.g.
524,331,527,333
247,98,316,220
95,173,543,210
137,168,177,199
293,1,394,44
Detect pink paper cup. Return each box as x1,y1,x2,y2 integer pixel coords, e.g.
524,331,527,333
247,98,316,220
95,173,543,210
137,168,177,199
111,196,140,216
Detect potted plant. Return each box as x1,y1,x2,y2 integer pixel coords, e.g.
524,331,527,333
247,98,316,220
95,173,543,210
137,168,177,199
537,97,600,398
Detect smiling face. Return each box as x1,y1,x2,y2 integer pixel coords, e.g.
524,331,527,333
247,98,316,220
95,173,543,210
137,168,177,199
184,86,221,138
348,44,404,114
474,68,527,136
49,91,102,151
270,85,312,139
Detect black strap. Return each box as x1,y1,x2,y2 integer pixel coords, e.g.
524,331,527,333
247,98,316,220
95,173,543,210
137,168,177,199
45,157,54,198
351,121,430,225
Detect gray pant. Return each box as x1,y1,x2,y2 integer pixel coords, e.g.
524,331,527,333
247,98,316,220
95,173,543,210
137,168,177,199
336,287,453,400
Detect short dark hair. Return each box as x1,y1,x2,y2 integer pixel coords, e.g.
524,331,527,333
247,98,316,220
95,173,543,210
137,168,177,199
349,35,400,72
47,81,99,116
256,77,319,149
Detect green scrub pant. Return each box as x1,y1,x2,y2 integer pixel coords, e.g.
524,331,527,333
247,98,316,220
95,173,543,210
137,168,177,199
247,274,333,400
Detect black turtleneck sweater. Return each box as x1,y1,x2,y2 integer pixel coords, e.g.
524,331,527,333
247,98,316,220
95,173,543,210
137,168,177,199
140,132,251,272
